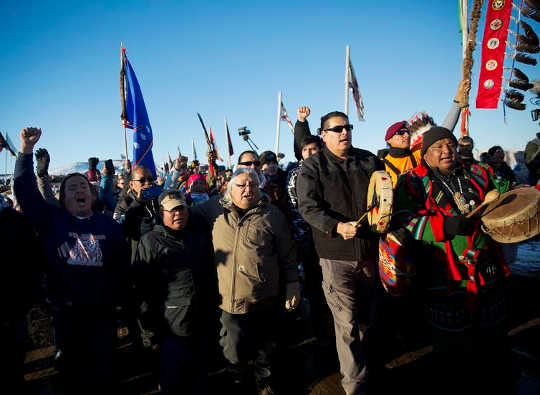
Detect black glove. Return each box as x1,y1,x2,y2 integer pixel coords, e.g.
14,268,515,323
104,159,115,176
35,148,50,178
444,215,473,236
88,157,99,171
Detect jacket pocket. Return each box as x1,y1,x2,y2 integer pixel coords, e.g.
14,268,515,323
164,296,193,337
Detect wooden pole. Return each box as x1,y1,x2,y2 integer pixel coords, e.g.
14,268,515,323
345,45,350,116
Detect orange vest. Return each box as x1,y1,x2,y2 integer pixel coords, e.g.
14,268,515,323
383,149,422,188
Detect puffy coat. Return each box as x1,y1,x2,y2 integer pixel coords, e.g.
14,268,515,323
193,195,299,314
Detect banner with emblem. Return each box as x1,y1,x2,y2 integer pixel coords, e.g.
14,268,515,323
476,0,513,109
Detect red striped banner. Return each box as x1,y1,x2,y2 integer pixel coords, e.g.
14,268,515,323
476,0,512,109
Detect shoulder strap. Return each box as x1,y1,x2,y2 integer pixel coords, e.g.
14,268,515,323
383,157,401,178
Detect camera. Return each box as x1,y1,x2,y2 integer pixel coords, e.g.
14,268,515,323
238,126,251,137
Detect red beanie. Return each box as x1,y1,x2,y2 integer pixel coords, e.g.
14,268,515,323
385,121,408,141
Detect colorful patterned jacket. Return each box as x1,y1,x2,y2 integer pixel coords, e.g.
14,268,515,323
394,161,510,306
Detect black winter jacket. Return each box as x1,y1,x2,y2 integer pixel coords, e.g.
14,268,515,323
297,146,383,260
133,214,215,338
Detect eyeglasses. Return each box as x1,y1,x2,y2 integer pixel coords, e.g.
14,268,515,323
396,129,410,136
238,161,261,167
132,177,154,184
323,124,353,133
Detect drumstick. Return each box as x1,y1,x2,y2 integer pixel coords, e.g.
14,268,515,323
466,189,500,218
354,205,373,228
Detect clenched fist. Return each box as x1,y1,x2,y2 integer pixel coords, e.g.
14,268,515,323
20,127,42,154
297,106,311,123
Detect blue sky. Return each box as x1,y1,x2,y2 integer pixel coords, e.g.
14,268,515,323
1,0,538,171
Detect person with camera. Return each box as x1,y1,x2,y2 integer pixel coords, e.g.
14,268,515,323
133,189,215,394
114,165,161,263
14,127,130,393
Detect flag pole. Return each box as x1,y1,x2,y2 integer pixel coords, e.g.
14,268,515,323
120,42,129,161
344,45,350,116
275,91,282,155
224,117,231,169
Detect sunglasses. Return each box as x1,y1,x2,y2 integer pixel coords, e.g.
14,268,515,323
323,124,353,133
396,129,409,136
132,177,154,184
238,160,261,167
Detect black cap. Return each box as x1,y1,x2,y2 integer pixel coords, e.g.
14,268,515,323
421,127,458,156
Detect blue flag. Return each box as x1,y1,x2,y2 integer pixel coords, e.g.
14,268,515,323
123,54,156,177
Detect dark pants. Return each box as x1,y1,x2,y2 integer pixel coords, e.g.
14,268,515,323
219,309,278,379
53,308,117,394
160,334,207,394
320,258,378,395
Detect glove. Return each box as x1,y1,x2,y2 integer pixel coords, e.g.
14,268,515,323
104,159,115,176
444,215,473,236
88,157,99,171
285,281,301,312
35,148,50,178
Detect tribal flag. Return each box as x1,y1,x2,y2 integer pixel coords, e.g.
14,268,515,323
475,0,512,109
347,60,365,121
225,118,234,157
209,127,223,161
121,48,157,177
280,101,294,131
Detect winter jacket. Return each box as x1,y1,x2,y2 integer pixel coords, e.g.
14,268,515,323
14,153,130,312
296,145,384,261
113,190,160,263
193,195,299,314
133,218,215,337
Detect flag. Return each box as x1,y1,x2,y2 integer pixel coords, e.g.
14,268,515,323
476,0,512,109
347,60,365,121
279,101,294,131
209,127,223,161
192,138,198,161
121,48,157,177
225,118,234,157
0,132,16,157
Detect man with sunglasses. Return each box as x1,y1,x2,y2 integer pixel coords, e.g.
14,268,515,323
114,166,161,262
297,111,384,395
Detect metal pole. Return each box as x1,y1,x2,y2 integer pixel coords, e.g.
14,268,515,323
345,45,350,116
274,91,282,155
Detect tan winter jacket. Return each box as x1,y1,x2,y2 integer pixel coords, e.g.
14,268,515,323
193,195,298,314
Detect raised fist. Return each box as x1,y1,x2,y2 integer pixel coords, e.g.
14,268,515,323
297,106,311,123
20,127,42,153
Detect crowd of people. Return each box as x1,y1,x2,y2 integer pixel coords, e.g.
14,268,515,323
2,80,540,394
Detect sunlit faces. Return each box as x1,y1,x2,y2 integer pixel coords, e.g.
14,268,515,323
321,116,352,157
231,172,259,210
301,142,320,160
387,128,411,149
424,138,457,173
63,175,94,217
129,167,154,196
161,205,189,231
237,152,261,173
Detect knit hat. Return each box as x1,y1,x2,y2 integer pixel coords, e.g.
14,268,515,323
421,127,458,156
259,151,278,166
385,121,408,141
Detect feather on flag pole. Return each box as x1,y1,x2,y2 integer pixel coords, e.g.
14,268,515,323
345,46,365,121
